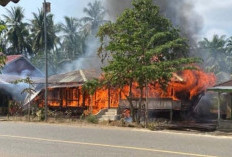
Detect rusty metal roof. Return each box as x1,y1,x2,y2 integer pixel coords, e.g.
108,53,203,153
47,69,101,84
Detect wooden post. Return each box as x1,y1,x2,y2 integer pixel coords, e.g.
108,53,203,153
77,87,80,107
230,93,232,120
170,103,173,123
60,88,62,108
90,95,93,114
108,86,111,109
28,84,31,122
145,83,148,128
218,92,221,126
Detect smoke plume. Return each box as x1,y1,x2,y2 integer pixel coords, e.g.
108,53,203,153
58,36,104,73
103,0,203,43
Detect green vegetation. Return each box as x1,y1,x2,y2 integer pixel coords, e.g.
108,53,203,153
85,114,98,124
13,77,36,121
198,35,232,82
0,24,6,69
97,0,199,123
0,0,105,75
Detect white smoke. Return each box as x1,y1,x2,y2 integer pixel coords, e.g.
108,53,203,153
58,35,104,73
0,81,28,101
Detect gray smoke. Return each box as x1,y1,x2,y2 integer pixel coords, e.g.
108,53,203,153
58,35,104,73
59,0,203,73
0,81,27,101
103,0,203,43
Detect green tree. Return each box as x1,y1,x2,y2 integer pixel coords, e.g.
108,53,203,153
82,0,106,35
226,36,232,55
59,16,86,60
0,20,7,52
0,24,6,51
3,7,32,55
97,0,198,123
198,35,228,74
30,9,58,53
198,35,227,58
13,76,36,121
82,79,101,113
30,9,60,74
0,25,6,69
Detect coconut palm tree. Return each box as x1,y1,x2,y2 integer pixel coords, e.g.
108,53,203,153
198,35,229,75
3,6,32,55
82,0,106,35
226,36,232,55
59,16,86,60
198,35,227,57
30,9,58,53
30,9,60,74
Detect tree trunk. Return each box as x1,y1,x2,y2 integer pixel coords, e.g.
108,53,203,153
91,95,94,114
108,86,111,109
126,81,135,122
28,84,31,122
137,87,143,124
145,83,148,128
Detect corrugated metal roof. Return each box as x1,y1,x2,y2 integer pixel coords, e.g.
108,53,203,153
0,69,101,87
207,86,232,92
47,69,101,84
215,79,232,87
207,79,232,92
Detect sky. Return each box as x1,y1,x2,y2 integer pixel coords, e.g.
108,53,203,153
194,0,232,39
0,0,232,40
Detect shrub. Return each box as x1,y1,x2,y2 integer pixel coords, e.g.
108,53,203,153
85,114,98,124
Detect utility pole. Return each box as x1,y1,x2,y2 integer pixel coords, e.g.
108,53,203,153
43,0,50,121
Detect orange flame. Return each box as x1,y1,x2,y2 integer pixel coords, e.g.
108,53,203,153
35,69,216,114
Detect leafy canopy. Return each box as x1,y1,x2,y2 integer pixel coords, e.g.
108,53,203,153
97,0,199,89
0,25,6,69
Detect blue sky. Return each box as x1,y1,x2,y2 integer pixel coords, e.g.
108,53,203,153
0,0,94,22
1,0,232,40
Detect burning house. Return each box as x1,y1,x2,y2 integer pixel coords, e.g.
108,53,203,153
27,69,106,115
0,54,43,114
28,68,216,120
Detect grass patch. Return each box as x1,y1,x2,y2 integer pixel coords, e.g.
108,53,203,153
85,114,98,124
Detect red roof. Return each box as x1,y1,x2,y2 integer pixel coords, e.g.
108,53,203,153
6,55,22,64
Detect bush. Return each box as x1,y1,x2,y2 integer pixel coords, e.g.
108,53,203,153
36,109,45,121
85,114,98,124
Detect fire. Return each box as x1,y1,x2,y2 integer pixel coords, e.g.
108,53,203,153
34,69,216,115
85,69,216,113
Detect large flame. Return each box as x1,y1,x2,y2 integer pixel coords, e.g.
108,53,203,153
35,69,216,114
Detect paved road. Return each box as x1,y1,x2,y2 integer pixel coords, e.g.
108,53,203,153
0,121,231,157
